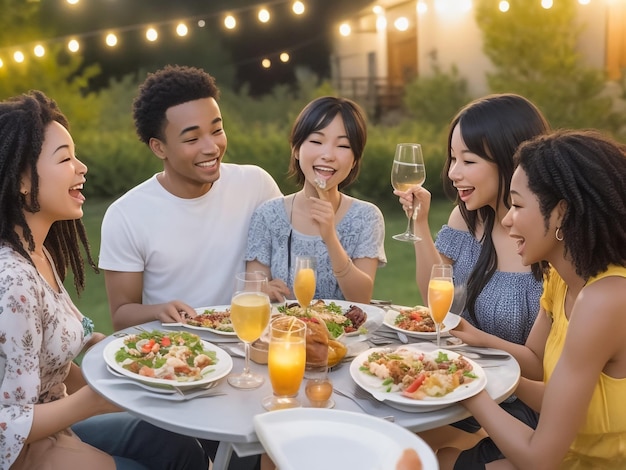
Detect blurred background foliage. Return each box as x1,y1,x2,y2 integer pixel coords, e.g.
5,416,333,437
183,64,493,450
2,0,625,212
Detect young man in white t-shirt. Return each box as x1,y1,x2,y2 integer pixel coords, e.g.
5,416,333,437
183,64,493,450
97,65,281,470
99,65,281,331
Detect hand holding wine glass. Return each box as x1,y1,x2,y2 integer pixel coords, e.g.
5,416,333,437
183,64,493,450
428,264,454,348
391,143,426,242
227,272,271,389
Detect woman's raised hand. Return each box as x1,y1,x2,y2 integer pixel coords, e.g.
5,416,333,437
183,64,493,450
394,186,432,224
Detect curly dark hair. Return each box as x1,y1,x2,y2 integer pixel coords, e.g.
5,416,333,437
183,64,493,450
288,96,367,190
0,90,96,294
442,94,550,324
132,65,221,145
515,129,626,279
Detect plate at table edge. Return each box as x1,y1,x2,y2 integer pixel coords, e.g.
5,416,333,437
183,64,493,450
161,305,237,336
253,408,438,470
349,344,487,412
382,307,461,339
103,334,233,390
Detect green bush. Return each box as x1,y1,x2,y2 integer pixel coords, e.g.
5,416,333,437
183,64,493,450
403,59,471,129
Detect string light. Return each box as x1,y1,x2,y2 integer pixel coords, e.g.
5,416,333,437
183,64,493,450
146,28,158,42
2,1,594,71
258,9,271,23
105,33,118,47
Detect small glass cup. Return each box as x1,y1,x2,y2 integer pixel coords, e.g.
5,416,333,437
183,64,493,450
304,365,334,408
262,316,307,411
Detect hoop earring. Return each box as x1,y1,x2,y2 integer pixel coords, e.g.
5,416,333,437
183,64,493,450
555,227,564,242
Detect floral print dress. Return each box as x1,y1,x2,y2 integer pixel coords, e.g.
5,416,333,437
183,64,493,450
0,244,94,468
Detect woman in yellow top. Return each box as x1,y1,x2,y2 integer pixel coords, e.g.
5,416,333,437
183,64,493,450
453,129,626,469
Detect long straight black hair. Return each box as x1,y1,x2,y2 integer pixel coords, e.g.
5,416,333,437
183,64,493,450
442,94,550,324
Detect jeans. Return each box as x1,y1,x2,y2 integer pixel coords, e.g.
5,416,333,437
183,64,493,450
72,412,208,469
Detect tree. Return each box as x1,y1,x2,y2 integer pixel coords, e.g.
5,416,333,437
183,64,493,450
475,0,621,132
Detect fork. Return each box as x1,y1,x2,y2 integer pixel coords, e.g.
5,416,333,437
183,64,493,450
333,388,394,422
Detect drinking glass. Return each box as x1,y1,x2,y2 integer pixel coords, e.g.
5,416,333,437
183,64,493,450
227,272,271,389
262,316,307,410
391,143,426,242
293,256,316,311
428,264,454,348
304,365,334,408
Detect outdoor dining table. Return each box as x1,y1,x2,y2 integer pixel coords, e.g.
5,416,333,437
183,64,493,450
81,320,521,470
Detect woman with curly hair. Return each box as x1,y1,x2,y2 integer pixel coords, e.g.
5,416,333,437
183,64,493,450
0,90,207,469
457,129,626,468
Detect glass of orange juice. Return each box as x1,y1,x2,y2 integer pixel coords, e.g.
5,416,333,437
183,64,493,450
428,264,454,348
262,316,307,410
294,256,316,312
227,272,271,389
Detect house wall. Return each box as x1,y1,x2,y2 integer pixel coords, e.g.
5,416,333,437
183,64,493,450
331,1,609,100
417,2,492,96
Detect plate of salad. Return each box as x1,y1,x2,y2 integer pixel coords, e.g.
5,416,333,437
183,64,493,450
103,330,233,390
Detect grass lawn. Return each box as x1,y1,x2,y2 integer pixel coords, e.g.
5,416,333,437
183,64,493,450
69,198,453,335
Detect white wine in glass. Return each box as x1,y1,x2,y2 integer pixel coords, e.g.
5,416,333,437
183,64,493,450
391,143,426,242
228,272,271,389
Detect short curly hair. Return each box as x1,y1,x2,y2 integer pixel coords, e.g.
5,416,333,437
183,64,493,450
515,129,626,279
132,65,220,145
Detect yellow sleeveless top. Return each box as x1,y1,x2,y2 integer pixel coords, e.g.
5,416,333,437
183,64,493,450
541,266,626,469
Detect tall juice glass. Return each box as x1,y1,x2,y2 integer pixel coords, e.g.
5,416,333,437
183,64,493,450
294,256,316,310
262,316,307,410
428,264,454,348
228,272,271,389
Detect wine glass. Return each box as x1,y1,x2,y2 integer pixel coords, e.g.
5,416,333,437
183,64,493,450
227,272,271,389
293,256,316,312
428,264,454,348
391,143,426,242
262,316,307,410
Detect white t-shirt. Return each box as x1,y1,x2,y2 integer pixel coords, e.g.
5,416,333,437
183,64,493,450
99,163,282,307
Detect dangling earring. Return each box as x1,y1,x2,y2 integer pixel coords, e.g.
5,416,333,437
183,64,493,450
555,227,564,241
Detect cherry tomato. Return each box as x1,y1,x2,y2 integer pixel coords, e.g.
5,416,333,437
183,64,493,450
404,373,425,393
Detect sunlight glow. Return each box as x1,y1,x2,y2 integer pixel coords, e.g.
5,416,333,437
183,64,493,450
394,17,409,32
376,15,387,31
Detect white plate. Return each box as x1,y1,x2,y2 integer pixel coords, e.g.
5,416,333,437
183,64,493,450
319,299,384,343
254,408,438,470
103,334,233,390
161,305,238,336
383,307,461,339
349,344,487,412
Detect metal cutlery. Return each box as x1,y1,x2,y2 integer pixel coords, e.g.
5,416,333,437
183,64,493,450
333,388,394,422
96,377,225,400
